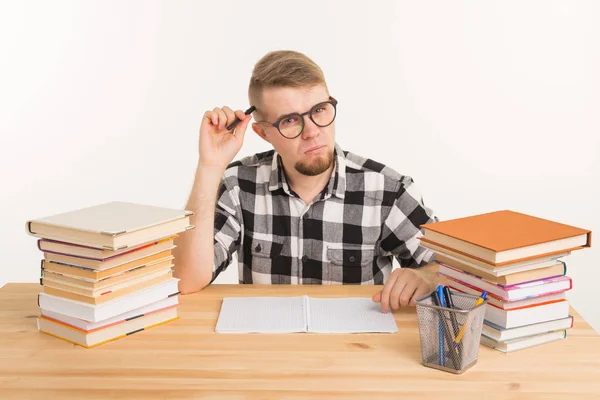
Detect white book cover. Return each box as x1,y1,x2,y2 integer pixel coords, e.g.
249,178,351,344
215,296,398,334
482,315,573,342
40,295,180,331
481,329,567,352
28,201,191,235
485,299,570,329
38,277,180,322
37,307,179,348
27,201,194,249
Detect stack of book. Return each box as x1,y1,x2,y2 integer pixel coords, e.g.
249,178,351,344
25,201,194,348
419,210,591,353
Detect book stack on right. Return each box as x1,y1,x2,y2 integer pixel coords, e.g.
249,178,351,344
419,210,592,353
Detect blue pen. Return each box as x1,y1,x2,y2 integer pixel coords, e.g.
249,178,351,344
437,285,446,307
436,285,445,366
432,286,459,369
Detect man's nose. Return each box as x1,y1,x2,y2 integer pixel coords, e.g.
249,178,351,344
301,115,320,139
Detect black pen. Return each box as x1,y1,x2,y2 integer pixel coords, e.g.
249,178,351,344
443,286,460,336
443,285,463,370
226,105,256,131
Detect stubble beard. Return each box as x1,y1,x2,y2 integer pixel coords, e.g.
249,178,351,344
294,149,335,176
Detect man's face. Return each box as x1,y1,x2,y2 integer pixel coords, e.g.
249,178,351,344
253,84,336,177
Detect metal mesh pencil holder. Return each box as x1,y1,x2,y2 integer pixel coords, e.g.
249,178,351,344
415,290,487,374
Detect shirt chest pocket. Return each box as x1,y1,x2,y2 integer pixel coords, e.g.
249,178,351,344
326,245,376,284
244,234,286,282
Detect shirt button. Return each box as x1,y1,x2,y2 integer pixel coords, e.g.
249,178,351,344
302,255,308,263
349,256,357,263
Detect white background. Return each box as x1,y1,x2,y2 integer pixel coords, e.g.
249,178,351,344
1,1,598,332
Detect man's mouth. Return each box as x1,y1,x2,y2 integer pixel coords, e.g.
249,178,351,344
305,145,325,155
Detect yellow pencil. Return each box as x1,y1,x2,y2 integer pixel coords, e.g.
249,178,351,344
454,291,487,344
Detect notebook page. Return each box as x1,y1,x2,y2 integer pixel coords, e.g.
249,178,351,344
307,297,398,333
215,296,307,333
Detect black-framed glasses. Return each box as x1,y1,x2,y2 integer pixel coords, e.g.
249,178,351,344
257,96,338,139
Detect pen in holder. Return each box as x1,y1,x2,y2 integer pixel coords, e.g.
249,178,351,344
415,287,487,374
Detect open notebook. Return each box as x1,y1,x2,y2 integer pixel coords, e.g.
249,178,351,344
215,296,398,334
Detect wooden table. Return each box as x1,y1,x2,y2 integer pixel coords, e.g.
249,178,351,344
1,283,599,399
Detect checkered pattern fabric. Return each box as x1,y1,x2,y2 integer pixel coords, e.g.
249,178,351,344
212,142,438,285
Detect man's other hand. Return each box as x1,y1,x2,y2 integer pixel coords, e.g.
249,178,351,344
372,267,435,313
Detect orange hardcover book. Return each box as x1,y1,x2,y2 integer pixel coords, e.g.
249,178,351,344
420,210,591,267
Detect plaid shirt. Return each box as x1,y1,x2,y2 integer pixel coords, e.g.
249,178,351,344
212,142,438,285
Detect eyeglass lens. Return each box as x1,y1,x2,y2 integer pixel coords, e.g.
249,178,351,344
278,101,336,138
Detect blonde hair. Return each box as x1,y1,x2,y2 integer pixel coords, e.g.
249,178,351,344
248,50,328,119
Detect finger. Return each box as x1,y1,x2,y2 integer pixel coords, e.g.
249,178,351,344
409,285,430,306
231,109,250,135
372,290,381,303
222,106,236,127
380,273,398,313
205,111,218,126
213,107,227,130
390,274,408,310
233,109,249,122
233,114,251,140
398,278,418,307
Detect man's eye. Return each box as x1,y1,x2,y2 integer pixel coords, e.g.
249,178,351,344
281,117,297,126
314,107,324,113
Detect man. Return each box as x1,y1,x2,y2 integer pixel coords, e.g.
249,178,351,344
173,50,440,313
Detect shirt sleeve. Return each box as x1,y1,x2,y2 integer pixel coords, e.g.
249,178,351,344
211,178,242,283
378,177,438,268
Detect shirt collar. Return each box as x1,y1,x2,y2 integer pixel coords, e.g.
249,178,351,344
268,142,346,200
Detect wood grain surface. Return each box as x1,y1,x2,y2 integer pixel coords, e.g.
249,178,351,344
1,283,599,399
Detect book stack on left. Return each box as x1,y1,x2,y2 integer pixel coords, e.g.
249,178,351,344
418,210,591,353
25,201,194,348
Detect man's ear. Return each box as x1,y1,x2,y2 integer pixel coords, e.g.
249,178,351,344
252,123,271,144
